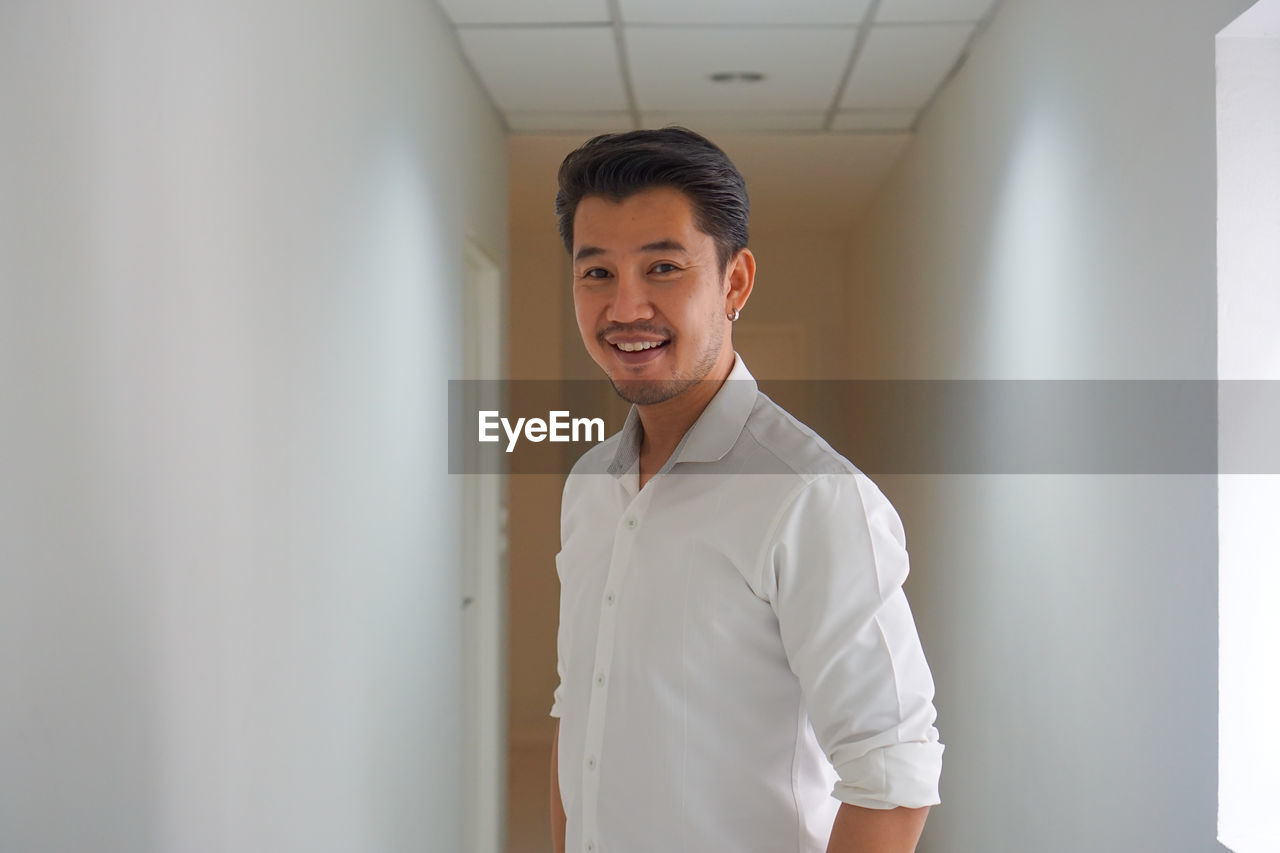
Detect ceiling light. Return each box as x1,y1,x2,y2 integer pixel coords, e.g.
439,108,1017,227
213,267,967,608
708,71,766,83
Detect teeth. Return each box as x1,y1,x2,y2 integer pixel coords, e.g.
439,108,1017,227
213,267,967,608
615,341,664,352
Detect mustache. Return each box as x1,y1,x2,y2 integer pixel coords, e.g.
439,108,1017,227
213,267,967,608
598,323,673,341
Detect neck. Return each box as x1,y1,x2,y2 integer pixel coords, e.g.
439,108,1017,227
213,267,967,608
635,348,735,480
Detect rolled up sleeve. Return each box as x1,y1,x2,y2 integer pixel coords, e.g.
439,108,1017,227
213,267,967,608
765,472,943,809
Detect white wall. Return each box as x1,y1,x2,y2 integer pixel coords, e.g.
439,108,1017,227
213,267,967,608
1216,3,1280,850
845,0,1253,850
0,1,507,851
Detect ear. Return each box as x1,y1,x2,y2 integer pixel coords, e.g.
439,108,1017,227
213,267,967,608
725,248,756,315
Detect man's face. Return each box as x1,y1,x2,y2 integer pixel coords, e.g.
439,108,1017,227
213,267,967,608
571,187,743,405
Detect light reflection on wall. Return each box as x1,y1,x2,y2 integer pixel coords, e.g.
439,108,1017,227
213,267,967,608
975,99,1083,380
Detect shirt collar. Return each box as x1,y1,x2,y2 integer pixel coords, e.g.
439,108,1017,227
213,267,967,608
607,353,758,478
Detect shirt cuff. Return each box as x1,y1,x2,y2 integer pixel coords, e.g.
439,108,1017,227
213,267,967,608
830,741,944,809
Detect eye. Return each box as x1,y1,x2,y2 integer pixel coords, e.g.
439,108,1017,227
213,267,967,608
580,267,611,280
650,262,679,274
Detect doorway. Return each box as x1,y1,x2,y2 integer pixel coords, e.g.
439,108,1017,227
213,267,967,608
460,236,506,853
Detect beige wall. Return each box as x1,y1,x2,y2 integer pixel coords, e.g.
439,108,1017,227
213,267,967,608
505,137,571,853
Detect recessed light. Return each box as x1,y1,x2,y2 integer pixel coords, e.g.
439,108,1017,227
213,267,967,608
708,71,766,83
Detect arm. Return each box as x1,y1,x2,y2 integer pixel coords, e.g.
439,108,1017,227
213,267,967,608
768,475,943,821
550,721,566,853
826,803,930,853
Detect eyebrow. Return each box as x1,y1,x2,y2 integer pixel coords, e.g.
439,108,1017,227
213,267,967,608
573,238,689,263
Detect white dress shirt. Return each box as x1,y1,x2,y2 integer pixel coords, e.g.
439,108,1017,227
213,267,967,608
551,354,943,853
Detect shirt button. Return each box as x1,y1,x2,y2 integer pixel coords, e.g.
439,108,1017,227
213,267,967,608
595,672,606,687
586,842,594,852
605,591,615,606
624,516,637,529
586,754,597,770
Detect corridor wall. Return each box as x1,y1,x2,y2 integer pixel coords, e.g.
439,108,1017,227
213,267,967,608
843,0,1253,850
0,1,507,850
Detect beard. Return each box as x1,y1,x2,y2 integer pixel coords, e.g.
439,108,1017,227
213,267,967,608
608,373,699,405
606,317,725,405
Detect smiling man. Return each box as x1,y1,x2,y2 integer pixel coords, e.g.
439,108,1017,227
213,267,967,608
548,127,943,853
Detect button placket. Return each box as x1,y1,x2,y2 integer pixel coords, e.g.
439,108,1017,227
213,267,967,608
580,485,652,850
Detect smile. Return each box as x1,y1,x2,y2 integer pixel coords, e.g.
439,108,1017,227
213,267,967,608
606,337,671,366
612,340,668,352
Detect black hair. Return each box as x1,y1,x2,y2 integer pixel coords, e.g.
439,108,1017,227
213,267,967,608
554,126,750,275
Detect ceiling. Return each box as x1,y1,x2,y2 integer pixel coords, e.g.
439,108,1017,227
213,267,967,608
435,0,1000,134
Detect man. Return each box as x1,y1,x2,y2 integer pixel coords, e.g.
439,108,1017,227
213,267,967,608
548,127,943,853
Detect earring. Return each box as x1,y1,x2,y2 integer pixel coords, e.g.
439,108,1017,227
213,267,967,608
727,307,740,322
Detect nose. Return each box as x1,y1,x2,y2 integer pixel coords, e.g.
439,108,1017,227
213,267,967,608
606,268,654,325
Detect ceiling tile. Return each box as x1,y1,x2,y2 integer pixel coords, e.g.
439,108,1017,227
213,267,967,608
642,111,827,132
627,27,856,112
840,24,974,110
618,0,871,24
875,0,997,23
831,110,917,131
436,0,610,25
456,27,628,112
507,111,634,132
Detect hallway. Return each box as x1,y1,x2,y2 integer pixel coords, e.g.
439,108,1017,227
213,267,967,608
2,1,1275,852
